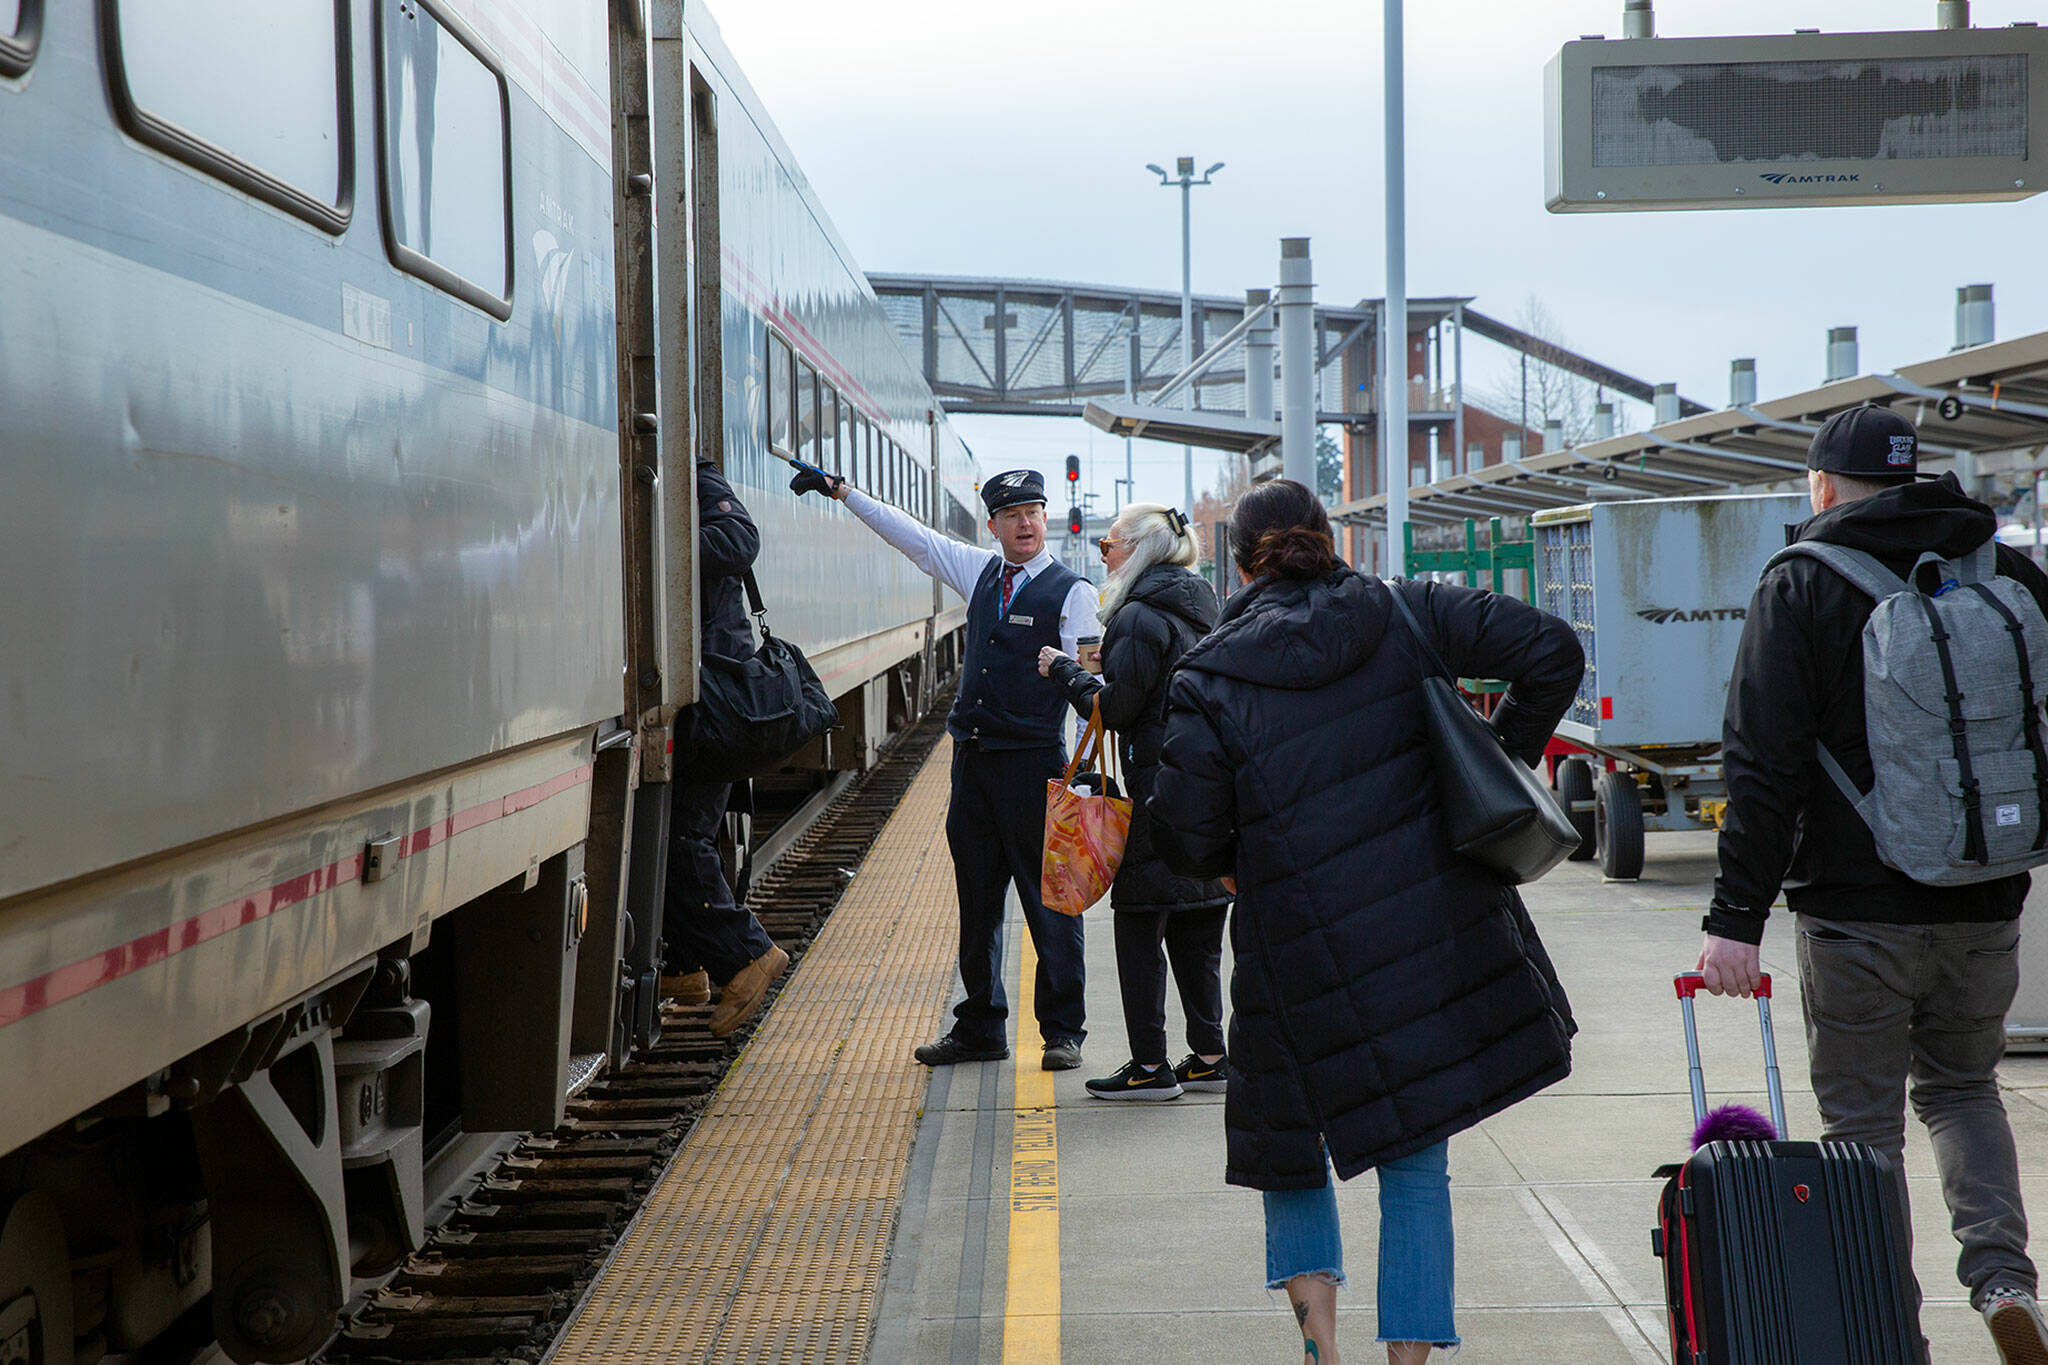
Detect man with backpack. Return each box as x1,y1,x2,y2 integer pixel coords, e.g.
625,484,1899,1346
1700,404,2048,1360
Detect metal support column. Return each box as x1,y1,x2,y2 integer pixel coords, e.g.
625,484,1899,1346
1279,239,1315,489
1246,288,1274,423
1180,172,1195,515
1383,0,1408,574
1452,300,1465,476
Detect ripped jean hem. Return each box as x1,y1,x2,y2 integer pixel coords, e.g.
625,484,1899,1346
1264,1268,1348,1292
1375,1336,1462,1355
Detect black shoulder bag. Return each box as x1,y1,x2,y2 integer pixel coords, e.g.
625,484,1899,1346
1386,583,1578,885
684,570,838,784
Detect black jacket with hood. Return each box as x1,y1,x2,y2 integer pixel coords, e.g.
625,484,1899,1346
1708,473,2048,944
1047,563,1232,913
1149,569,1582,1189
697,459,761,661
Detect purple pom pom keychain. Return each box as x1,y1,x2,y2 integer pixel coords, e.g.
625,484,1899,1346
1692,1102,1778,1149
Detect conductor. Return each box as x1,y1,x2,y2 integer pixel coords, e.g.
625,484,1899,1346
792,463,1095,1071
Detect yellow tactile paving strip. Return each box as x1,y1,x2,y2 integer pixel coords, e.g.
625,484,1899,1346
553,741,961,1364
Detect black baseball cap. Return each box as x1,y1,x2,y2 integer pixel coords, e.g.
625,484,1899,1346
980,469,1047,514
1806,404,1924,479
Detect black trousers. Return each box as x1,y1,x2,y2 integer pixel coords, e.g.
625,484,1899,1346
945,741,1087,1049
1113,906,1227,1065
663,777,774,983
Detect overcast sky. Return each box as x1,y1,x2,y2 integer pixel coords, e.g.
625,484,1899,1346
713,0,2048,515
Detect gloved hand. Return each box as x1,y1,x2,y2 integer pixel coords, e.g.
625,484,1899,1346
789,465,845,499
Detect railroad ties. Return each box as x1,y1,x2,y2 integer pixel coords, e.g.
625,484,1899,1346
319,700,954,1364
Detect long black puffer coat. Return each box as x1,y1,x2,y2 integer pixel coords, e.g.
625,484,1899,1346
1047,564,1233,914
1150,569,1583,1189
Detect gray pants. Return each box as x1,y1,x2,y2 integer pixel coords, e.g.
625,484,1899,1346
1797,913,2033,1316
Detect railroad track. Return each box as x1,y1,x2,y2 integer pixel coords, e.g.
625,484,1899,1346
317,701,953,1364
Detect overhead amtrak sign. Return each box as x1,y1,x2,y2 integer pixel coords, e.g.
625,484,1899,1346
1546,24,2048,212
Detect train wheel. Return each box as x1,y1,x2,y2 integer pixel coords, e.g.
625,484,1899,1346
1595,770,1645,882
1556,759,1596,861
0,1192,73,1365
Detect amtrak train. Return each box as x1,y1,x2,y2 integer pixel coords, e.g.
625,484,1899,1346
0,2,974,1361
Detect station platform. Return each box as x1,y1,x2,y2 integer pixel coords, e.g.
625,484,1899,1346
554,737,2048,1363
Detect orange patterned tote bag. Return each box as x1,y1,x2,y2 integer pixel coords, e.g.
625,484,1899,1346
1041,700,1133,917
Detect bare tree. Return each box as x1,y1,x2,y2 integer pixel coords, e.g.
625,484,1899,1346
1483,296,1600,452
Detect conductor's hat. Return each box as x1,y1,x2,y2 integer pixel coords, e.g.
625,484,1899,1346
980,469,1047,515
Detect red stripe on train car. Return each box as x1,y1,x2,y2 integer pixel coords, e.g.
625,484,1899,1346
0,764,594,1030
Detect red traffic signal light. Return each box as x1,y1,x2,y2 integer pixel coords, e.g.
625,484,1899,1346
1064,455,1080,484
1067,505,1083,536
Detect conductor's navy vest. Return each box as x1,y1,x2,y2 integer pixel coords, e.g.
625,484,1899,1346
950,557,1081,749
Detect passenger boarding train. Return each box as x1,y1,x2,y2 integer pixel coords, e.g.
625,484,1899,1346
0,3,975,1361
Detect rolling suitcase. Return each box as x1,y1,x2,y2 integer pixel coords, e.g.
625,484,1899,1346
1651,972,1921,1364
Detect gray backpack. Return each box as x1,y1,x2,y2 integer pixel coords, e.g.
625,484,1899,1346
1767,537,2048,886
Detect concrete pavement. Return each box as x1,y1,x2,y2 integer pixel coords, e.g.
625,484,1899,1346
873,831,2048,1362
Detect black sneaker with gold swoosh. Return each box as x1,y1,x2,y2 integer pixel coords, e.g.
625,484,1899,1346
1172,1053,1229,1093
1083,1059,1184,1101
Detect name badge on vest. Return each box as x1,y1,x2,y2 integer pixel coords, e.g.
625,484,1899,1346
1007,613,1035,626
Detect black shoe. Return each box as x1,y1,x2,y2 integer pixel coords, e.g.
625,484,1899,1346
914,1035,1009,1066
1041,1040,1084,1072
1173,1053,1228,1093
1084,1058,1183,1100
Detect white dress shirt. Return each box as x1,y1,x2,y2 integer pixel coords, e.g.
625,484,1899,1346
844,488,1101,656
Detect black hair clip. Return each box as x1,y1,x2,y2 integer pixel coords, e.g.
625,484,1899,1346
1165,508,1189,536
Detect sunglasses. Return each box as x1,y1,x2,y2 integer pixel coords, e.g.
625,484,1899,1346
1096,537,1125,557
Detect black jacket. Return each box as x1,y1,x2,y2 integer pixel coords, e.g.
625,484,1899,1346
1708,474,2048,944
1048,564,1232,913
1149,570,1582,1189
697,460,760,660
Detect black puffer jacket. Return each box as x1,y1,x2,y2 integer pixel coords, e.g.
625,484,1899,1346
1150,570,1583,1189
1048,564,1232,913
1709,473,2048,944
697,460,760,659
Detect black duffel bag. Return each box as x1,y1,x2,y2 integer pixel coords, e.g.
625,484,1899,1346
683,570,837,783
1387,583,1579,885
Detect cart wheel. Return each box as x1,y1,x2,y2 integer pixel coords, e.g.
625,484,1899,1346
1556,759,1596,861
1595,770,1645,881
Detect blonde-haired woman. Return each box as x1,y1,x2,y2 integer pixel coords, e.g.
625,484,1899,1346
1038,503,1232,1101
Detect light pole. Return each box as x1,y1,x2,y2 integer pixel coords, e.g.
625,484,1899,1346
1148,156,1224,515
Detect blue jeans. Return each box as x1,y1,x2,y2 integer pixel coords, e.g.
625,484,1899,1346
1262,1141,1458,1348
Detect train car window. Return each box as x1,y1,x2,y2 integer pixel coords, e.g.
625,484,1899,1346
0,0,40,77
821,385,841,476
850,414,866,487
835,394,851,480
768,334,793,457
376,0,512,318
795,359,819,467
104,0,350,230
860,423,875,490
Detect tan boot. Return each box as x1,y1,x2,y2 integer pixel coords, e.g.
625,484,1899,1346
662,969,711,1006
709,945,789,1038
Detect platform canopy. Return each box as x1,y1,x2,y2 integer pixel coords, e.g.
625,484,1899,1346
1331,328,2048,529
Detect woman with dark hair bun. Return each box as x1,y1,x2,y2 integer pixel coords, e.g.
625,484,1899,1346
1149,479,1585,1365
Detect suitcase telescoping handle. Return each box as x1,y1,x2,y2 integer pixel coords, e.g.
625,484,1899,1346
1673,972,1788,1142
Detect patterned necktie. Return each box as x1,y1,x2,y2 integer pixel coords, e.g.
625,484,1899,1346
1000,564,1022,614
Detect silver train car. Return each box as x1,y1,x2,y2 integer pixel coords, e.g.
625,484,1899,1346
0,3,974,1361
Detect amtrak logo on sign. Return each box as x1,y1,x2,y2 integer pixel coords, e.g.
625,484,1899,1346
1758,173,1861,185
1637,607,1747,624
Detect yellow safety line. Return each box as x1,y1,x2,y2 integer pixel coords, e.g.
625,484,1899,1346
1002,920,1061,1363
